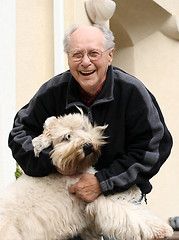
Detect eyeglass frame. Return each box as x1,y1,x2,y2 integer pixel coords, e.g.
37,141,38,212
67,47,113,62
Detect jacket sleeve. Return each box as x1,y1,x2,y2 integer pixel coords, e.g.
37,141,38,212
95,87,173,195
8,88,57,177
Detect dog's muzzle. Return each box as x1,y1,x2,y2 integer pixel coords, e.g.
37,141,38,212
83,143,94,157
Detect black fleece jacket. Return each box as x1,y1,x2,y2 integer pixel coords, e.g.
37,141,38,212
8,65,173,195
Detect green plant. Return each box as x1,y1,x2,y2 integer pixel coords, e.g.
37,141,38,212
15,166,23,179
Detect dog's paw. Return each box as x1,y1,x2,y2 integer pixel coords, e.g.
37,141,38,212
152,224,173,239
32,134,52,157
32,136,44,157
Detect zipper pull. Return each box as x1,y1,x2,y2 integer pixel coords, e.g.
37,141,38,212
87,108,93,124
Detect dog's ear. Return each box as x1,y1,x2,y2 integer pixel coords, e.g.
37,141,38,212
32,116,57,157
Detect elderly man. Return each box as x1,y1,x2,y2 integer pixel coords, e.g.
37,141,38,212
9,24,172,240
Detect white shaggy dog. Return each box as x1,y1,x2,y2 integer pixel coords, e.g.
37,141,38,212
0,110,173,240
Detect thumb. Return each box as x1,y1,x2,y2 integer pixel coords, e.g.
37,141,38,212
68,184,76,194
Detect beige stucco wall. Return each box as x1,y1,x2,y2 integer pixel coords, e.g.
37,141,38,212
14,0,179,223
64,0,90,29
16,0,54,110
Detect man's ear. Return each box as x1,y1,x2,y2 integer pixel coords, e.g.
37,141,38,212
108,48,114,66
32,116,57,157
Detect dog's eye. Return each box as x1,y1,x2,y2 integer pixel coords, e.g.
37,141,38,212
63,134,70,141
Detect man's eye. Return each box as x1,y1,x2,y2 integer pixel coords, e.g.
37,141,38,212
72,52,83,59
89,51,100,57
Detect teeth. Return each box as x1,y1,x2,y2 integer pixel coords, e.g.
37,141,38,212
80,70,95,76
81,71,93,74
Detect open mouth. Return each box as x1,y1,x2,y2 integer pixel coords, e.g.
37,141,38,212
80,70,96,76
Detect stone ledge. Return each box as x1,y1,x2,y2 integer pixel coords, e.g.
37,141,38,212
169,231,179,240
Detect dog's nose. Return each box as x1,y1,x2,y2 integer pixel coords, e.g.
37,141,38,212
83,143,94,157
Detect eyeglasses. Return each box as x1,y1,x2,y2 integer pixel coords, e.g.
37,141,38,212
68,48,112,62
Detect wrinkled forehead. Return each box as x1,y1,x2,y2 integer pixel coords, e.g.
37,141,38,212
69,26,105,51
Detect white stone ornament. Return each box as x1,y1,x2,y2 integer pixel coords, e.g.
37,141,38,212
85,0,116,24
161,15,179,41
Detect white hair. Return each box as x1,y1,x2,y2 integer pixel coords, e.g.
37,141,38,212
63,24,115,53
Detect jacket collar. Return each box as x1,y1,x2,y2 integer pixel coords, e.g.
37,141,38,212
66,65,114,110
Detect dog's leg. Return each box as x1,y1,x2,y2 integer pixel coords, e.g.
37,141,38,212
32,116,57,157
32,129,52,157
86,195,173,240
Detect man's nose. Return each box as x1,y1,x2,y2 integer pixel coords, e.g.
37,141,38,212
81,53,91,65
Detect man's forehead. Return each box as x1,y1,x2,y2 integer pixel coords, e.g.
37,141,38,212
69,26,104,48
71,26,103,38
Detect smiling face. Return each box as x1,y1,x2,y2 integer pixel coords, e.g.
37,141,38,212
68,26,114,96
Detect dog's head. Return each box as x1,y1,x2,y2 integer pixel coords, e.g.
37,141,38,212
32,109,107,174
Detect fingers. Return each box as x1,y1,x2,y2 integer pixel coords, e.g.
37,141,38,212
68,178,85,194
68,173,102,203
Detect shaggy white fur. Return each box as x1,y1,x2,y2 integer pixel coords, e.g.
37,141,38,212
0,110,173,240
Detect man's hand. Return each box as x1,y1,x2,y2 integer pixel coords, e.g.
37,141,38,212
68,173,102,203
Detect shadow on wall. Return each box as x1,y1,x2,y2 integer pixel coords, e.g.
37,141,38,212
110,0,178,72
